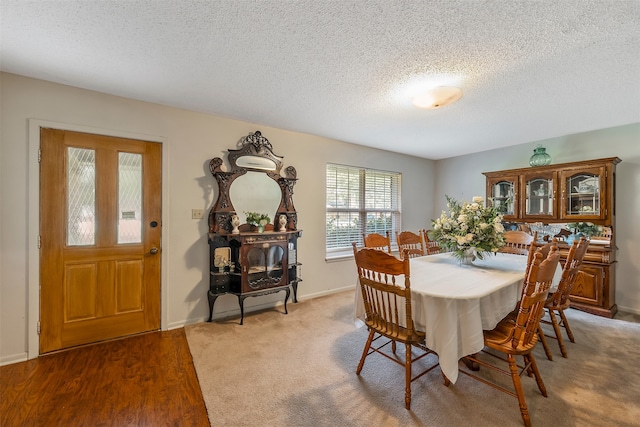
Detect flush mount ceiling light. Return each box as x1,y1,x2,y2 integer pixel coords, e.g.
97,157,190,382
412,86,463,109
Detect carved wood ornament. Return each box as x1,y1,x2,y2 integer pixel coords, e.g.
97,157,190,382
208,131,298,234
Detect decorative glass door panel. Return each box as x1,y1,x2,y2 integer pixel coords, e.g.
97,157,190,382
525,177,553,216
561,167,605,220
117,152,142,244
567,173,600,215
522,171,555,219
244,242,286,291
486,175,519,219
491,180,515,216
67,147,96,246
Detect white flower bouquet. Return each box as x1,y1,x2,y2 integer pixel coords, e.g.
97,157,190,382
429,195,505,262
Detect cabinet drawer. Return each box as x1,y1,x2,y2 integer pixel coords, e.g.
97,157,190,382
210,273,229,294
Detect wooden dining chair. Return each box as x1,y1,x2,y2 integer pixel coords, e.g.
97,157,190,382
352,244,440,410
362,231,392,253
458,246,561,427
538,236,589,360
501,235,554,324
499,230,535,255
395,230,426,259
497,234,557,355
421,229,442,255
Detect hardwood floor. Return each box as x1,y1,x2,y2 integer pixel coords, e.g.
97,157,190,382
1,329,209,427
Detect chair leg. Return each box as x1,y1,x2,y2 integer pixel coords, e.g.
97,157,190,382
507,354,531,427
526,353,547,397
559,308,575,343
356,330,375,375
392,341,397,354
404,343,412,410
537,325,553,361
549,310,568,358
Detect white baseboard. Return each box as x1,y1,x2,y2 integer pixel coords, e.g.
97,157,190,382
1,352,28,366
1,286,360,365
174,285,357,328
295,285,355,302
617,305,640,316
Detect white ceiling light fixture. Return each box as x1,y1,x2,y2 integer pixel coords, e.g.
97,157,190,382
412,86,463,109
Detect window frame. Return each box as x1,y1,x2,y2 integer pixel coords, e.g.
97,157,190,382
325,163,401,259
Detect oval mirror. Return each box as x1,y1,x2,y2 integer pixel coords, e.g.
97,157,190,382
230,171,281,224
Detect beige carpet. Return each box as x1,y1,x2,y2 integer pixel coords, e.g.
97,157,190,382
185,291,640,427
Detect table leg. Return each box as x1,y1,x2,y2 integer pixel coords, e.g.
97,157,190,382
207,291,220,322
237,295,246,325
284,287,290,314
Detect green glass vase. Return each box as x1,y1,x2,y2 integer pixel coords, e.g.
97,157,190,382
529,145,551,167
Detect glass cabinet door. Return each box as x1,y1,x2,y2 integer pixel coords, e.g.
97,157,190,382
487,175,518,219
244,243,286,290
561,167,605,219
522,171,555,219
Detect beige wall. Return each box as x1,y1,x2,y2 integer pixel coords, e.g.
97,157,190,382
2,72,638,365
0,73,436,363
433,123,640,316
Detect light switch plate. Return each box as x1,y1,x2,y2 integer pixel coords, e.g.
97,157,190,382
192,209,204,219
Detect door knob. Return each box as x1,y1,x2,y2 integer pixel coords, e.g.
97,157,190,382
150,247,159,254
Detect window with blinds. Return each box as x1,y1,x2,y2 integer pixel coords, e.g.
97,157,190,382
326,163,401,257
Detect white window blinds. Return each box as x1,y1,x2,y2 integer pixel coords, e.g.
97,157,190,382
326,164,401,255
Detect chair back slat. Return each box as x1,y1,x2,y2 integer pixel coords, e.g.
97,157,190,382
422,229,443,254
396,230,426,259
547,237,589,308
363,231,392,253
523,233,549,278
511,247,561,348
500,230,535,255
353,245,415,338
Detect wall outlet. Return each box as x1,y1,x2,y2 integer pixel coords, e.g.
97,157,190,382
192,209,204,219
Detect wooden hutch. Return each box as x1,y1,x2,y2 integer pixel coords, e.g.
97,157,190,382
483,157,620,317
207,131,302,324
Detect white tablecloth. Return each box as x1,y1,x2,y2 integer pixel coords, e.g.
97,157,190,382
353,252,560,383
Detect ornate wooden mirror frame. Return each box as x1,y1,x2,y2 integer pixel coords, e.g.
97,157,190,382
208,131,298,234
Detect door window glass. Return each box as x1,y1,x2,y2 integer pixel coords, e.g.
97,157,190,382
67,147,96,246
118,152,142,243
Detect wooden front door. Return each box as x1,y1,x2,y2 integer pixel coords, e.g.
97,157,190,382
39,128,162,354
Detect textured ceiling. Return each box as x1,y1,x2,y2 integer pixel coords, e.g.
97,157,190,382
1,0,639,159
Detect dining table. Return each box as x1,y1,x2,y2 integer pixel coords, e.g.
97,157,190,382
353,251,562,384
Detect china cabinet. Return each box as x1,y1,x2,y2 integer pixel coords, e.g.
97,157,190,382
483,157,621,317
207,131,302,324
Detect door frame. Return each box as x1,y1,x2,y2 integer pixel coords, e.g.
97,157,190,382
27,119,169,359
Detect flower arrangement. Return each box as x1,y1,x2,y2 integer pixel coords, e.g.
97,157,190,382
429,195,505,262
566,222,601,237
244,211,270,227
